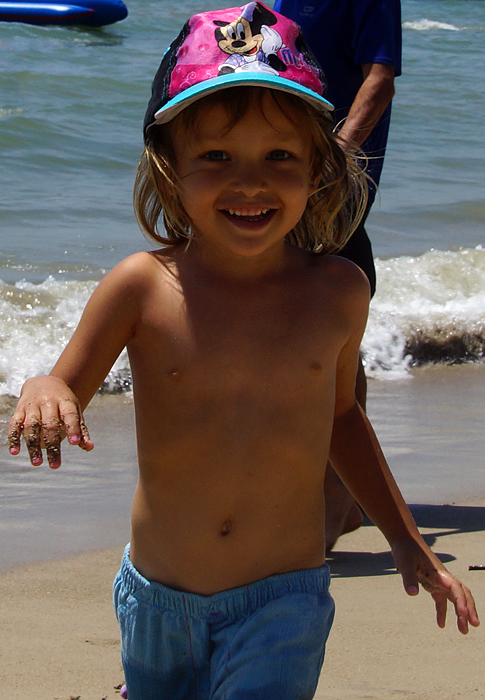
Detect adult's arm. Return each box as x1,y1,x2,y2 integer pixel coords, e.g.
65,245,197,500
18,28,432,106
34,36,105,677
337,62,395,148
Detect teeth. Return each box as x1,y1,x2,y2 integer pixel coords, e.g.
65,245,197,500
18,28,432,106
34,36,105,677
227,208,270,216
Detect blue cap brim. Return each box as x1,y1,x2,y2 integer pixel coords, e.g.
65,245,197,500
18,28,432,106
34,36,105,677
152,72,334,126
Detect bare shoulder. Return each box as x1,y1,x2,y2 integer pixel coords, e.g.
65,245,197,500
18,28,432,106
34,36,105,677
310,254,370,310
108,249,174,281
314,253,369,285
97,248,179,296
78,249,180,328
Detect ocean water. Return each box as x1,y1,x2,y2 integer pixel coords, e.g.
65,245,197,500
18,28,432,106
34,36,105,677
0,0,484,567
1,0,484,394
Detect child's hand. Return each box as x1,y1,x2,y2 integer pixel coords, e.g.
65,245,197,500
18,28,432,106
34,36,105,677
391,537,480,635
8,376,93,469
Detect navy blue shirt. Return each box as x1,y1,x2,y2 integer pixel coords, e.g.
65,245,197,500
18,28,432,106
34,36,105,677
273,0,402,192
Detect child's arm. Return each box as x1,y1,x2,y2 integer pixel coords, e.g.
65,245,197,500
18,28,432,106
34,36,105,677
8,253,148,469
329,267,479,634
330,403,479,634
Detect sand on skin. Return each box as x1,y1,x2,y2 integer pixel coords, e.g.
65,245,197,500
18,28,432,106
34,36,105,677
1,503,483,700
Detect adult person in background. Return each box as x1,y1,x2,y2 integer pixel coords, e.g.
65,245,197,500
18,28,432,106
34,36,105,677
273,0,402,550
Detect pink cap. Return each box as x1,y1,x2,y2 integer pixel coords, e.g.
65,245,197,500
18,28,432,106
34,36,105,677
143,2,333,136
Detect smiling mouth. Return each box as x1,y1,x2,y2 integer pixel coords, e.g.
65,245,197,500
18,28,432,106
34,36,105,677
222,208,276,223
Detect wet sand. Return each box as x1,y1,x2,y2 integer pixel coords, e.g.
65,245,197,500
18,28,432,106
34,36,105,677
367,362,485,503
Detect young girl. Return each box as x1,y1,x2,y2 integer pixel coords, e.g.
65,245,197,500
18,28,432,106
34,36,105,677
8,4,478,700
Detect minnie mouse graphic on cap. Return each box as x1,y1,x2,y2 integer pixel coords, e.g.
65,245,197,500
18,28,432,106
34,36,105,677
214,2,287,75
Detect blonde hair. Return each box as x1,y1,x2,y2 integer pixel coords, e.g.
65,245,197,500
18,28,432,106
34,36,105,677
134,87,368,255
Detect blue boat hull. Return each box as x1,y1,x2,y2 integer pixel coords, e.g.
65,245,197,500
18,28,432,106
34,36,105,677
0,0,128,26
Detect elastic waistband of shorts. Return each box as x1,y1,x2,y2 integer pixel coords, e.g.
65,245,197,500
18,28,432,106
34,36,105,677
118,544,331,619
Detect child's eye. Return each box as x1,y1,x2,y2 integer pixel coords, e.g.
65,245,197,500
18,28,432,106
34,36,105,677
267,150,291,161
202,151,229,162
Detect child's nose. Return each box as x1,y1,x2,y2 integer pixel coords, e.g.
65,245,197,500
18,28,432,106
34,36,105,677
231,163,268,197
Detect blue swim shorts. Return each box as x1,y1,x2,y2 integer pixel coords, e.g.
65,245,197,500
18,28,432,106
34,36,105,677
113,544,334,700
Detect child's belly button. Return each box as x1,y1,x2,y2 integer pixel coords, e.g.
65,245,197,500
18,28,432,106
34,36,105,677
220,519,232,536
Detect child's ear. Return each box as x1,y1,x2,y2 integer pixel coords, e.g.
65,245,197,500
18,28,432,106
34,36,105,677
308,174,321,195
308,160,322,195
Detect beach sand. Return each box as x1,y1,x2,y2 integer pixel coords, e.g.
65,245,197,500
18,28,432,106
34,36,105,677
0,504,483,700
318,505,485,700
1,363,484,698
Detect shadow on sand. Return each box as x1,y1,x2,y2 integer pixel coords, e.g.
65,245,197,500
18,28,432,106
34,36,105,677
328,503,485,579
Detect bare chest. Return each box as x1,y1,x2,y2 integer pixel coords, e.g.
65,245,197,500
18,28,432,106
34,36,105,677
129,284,345,406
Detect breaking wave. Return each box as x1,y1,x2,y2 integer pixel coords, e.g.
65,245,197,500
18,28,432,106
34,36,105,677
0,246,483,395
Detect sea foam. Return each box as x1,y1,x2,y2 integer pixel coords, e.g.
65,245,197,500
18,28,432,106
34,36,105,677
0,246,483,396
403,19,460,32
363,246,485,377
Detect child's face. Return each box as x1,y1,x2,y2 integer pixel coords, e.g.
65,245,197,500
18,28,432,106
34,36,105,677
170,92,317,260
